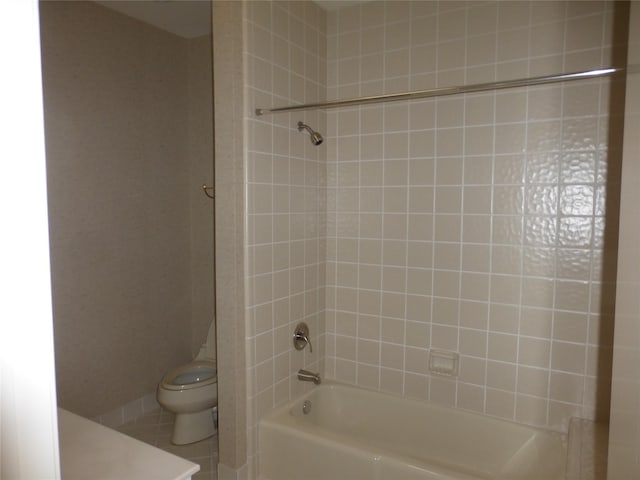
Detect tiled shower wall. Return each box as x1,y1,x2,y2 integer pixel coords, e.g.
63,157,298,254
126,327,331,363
323,1,626,432
244,0,327,470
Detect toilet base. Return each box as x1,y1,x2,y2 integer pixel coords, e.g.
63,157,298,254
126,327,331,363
171,408,215,445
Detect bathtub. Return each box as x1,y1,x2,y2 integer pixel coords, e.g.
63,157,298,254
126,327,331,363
259,383,566,480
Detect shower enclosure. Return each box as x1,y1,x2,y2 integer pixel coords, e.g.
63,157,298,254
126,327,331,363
213,1,635,479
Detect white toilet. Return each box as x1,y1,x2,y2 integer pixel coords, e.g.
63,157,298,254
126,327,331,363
157,322,217,445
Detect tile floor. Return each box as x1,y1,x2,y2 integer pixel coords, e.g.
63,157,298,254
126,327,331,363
115,408,218,480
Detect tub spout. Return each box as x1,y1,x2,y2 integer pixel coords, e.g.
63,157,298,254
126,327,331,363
297,369,321,385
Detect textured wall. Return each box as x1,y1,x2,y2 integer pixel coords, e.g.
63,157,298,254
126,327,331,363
212,0,248,472
188,34,216,358
323,0,627,433
40,1,213,417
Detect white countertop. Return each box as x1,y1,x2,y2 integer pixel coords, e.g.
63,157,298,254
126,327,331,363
58,408,199,480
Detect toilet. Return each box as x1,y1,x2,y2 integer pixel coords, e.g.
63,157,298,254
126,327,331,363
157,322,217,445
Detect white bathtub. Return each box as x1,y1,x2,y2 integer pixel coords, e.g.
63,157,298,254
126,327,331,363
259,383,567,480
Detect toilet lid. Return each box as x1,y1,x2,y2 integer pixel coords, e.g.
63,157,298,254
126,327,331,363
172,368,216,386
161,360,217,391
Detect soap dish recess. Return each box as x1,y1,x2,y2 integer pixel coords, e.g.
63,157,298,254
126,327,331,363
429,350,459,376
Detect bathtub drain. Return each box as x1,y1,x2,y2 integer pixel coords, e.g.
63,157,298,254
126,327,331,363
302,400,312,415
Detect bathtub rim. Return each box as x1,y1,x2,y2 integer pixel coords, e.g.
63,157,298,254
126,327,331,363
263,380,570,438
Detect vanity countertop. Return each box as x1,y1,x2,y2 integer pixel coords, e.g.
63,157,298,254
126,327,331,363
58,408,199,480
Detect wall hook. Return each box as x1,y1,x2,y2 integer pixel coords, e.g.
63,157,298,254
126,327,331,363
202,184,215,199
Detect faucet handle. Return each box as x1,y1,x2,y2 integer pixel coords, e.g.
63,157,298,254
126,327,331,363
293,322,312,353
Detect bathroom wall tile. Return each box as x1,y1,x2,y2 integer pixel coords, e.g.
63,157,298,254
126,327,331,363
515,394,548,427
463,186,492,214
458,356,487,387
464,156,493,185
406,321,430,349
462,215,491,243
520,308,553,339
380,317,405,344
485,389,515,420
461,273,490,302
517,366,550,398
429,376,457,406
404,373,430,401
436,157,464,185
381,342,404,370
433,243,461,270
405,347,430,375
466,33,497,67
494,155,525,184
528,87,563,121
493,216,523,245
489,304,519,334
518,337,551,369
432,298,459,326
321,0,617,435
487,333,518,363
486,361,517,391
380,368,404,395
490,275,521,305
462,244,491,272
459,329,488,358
460,301,489,330
551,341,587,374
465,94,495,126
457,383,485,413
522,277,555,308
493,186,524,215
431,325,459,350
549,371,584,404
434,215,462,241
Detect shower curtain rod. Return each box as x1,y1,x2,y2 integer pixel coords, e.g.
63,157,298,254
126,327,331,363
255,67,621,116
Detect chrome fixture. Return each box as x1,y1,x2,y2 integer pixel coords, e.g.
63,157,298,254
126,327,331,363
297,121,323,146
293,322,313,353
298,369,321,385
302,400,312,415
255,67,622,116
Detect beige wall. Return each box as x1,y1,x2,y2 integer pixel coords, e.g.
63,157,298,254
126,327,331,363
323,0,627,433
608,1,640,478
40,1,214,418
212,1,247,473
188,34,216,358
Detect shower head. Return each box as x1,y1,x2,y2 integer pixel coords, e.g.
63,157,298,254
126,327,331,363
297,121,323,146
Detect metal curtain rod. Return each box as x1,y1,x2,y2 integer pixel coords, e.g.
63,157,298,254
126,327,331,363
255,67,622,116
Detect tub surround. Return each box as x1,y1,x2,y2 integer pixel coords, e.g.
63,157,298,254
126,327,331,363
58,408,199,480
217,0,629,476
323,0,625,433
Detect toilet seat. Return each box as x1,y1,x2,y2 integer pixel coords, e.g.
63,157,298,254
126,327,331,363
161,360,217,392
